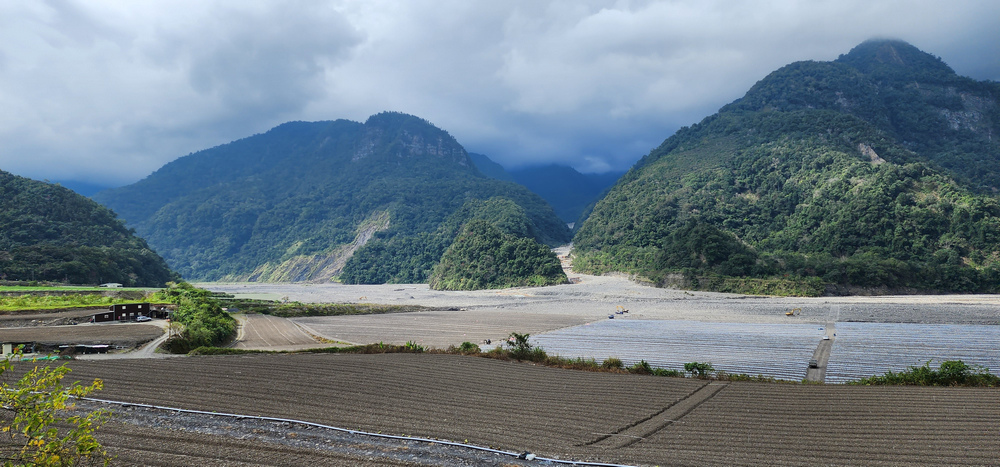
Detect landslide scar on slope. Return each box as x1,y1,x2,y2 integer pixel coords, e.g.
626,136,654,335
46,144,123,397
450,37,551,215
240,211,390,283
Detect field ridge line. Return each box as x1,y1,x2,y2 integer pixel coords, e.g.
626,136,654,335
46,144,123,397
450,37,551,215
578,381,711,447
585,381,729,450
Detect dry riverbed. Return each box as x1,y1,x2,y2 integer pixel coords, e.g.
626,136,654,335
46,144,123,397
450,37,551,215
203,273,1000,349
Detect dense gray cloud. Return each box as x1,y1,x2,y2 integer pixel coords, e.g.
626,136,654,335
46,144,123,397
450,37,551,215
1,0,998,186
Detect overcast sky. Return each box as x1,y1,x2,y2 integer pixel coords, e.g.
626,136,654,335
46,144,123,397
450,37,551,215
2,0,999,188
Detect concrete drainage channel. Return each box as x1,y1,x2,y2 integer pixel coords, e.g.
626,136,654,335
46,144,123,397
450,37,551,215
84,396,639,467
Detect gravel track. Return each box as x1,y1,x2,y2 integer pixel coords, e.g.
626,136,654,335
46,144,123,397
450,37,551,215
18,353,995,466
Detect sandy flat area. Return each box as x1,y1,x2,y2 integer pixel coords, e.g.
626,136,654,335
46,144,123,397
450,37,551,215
202,272,1000,349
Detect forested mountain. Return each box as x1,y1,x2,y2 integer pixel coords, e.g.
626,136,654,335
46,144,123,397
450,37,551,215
574,40,1000,294
469,154,624,224
0,170,177,286
93,112,570,282
428,219,567,290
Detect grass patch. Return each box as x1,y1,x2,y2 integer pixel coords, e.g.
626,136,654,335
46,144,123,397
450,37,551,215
0,294,151,312
225,299,432,318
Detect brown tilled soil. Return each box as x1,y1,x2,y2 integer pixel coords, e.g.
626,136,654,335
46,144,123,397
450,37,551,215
29,353,999,466
0,307,106,327
0,323,163,346
233,313,323,350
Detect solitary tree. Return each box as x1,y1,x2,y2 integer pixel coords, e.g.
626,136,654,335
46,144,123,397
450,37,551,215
0,350,110,466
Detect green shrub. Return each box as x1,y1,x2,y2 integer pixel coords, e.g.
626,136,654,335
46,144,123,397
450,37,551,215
851,360,1000,387
498,332,548,362
601,357,624,369
628,360,654,375
715,371,776,383
404,341,425,352
154,282,236,353
652,368,685,377
684,362,716,378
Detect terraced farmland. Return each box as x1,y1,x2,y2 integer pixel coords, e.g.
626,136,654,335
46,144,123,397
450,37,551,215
532,319,826,380
825,322,1000,383
22,353,1000,466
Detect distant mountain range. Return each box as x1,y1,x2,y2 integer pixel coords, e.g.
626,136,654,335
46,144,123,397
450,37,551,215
468,153,624,225
93,112,571,283
0,169,177,286
574,39,1000,294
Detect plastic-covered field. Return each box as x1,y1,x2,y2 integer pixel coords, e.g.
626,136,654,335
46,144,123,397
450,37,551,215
825,322,1000,383
532,320,825,380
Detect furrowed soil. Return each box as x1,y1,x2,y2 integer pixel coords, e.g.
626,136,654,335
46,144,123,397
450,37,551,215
232,313,324,351
0,323,162,346
30,353,999,466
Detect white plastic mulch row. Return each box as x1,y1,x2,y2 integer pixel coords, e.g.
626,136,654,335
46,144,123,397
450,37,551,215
531,320,826,381
824,322,1000,383
531,320,1000,383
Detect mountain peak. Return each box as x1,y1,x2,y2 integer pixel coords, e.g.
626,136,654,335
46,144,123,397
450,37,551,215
354,111,471,168
836,39,955,79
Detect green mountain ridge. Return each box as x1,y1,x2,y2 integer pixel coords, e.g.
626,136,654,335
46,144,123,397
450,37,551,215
94,112,571,283
0,169,178,286
574,39,1000,294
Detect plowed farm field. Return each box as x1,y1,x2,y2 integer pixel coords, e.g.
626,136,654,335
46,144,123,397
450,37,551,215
40,353,1000,466
0,323,162,346
233,313,323,350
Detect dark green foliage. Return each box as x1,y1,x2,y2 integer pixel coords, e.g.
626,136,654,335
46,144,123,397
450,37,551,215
684,362,715,378
94,112,570,282
501,332,546,362
156,282,236,353
340,196,549,284
601,357,624,369
0,169,178,286
456,341,480,354
653,368,685,378
850,360,1000,387
628,359,654,375
575,40,1000,294
428,220,567,290
228,299,427,318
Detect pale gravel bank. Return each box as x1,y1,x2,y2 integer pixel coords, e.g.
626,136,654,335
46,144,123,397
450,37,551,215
200,273,1000,348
